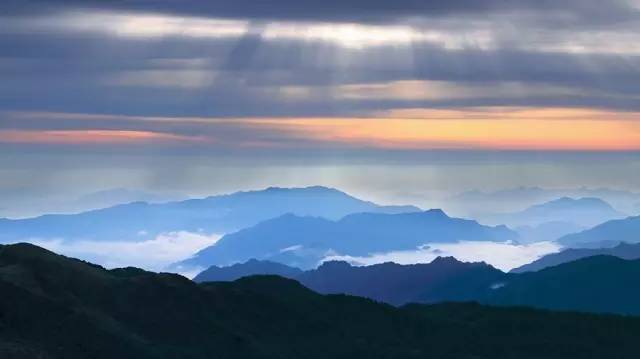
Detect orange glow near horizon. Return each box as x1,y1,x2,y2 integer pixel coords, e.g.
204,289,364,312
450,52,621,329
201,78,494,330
2,108,640,151
248,118,640,151
246,108,640,151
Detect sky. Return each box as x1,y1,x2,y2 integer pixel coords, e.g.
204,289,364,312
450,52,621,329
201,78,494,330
2,0,640,216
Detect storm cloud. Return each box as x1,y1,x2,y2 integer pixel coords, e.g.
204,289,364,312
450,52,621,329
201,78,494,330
1,0,639,207
0,0,639,118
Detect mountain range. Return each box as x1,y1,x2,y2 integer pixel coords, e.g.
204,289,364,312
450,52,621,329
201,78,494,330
508,197,623,226
194,257,506,306
0,188,185,219
175,209,518,270
482,197,625,242
513,221,586,243
0,186,420,243
298,258,505,306
511,242,640,273
2,243,640,359
484,255,640,315
449,186,640,218
195,254,640,316
558,215,640,248
193,259,303,282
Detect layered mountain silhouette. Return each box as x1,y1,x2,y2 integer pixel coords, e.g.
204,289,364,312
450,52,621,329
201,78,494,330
486,197,624,231
194,253,640,315
297,258,506,305
450,187,640,218
511,242,640,273
175,209,518,270
514,221,585,243
0,186,419,242
194,257,507,306
0,188,184,219
193,259,303,282
485,256,640,315
558,215,640,248
2,243,640,359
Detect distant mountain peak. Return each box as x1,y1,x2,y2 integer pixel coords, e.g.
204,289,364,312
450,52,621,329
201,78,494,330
512,241,640,273
547,196,611,207
264,185,336,192
558,215,640,248
430,256,463,265
193,258,303,283
342,208,448,221
531,196,614,210
423,208,448,217
203,185,353,200
483,195,625,230
296,255,506,306
318,260,354,270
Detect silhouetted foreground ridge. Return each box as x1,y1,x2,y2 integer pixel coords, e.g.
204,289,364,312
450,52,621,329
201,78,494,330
2,243,640,359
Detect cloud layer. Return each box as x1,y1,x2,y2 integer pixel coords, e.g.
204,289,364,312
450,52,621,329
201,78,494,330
26,231,221,274
5,0,636,23
325,240,562,272
2,1,640,119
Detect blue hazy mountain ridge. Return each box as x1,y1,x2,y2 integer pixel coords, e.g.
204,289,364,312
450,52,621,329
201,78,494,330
74,188,183,208
176,209,518,270
557,215,640,248
514,221,585,244
193,259,303,282
485,197,625,228
0,186,420,242
451,187,554,211
474,197,625,243
0,188,184,219
511,242,640,273
449,187,640,218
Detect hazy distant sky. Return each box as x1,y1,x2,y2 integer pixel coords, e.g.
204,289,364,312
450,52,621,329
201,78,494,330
1,0,640,213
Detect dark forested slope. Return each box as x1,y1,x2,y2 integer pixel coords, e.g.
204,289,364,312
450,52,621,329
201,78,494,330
2,243,640,359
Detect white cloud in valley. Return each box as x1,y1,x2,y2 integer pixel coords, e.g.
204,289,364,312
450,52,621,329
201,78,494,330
323,240,562,272
25,231,221,274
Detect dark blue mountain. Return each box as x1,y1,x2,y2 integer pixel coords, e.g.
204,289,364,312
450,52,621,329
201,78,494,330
176,209,518,270
511,242,640,273
193,257,506,306
192,252,640,315
485,256,640,315
558,215,640,248
297,257,506,306
0,186,420,242
193,259,303,282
